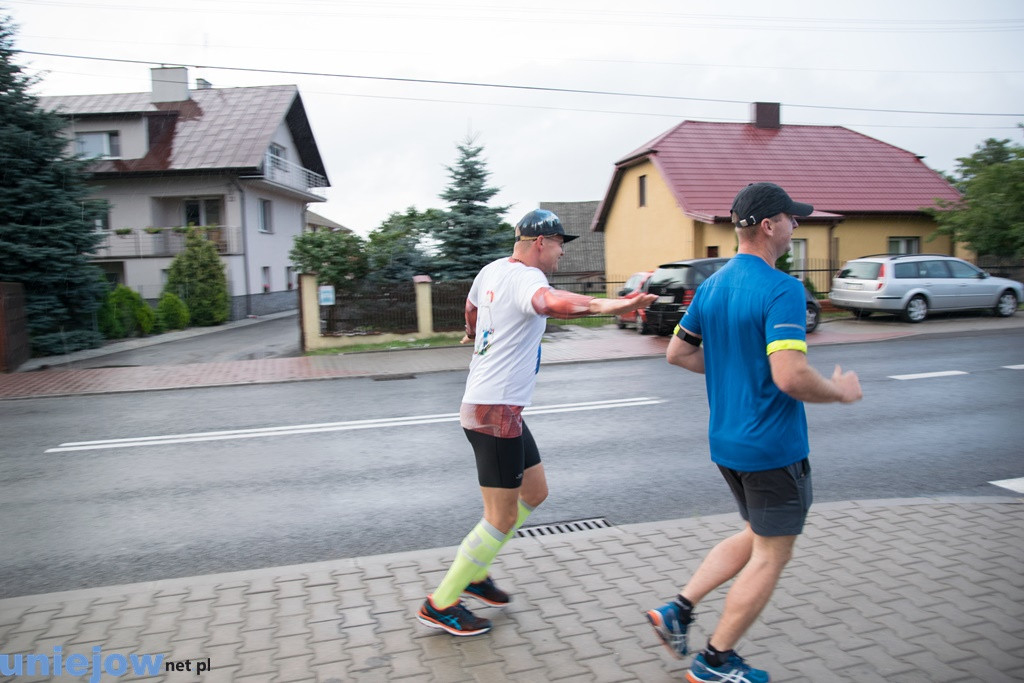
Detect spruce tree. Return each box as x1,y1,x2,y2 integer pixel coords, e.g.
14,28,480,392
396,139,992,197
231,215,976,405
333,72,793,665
164,228,230,326
0,15,107,355
431,136,511,280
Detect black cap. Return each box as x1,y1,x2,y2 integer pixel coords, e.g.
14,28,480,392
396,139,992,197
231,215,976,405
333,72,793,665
731,182,813,227
514,209,579,243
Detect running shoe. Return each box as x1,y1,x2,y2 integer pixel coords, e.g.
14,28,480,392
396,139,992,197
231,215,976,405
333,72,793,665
686,652,770,683
645,600,693,658
417,596,492,636
462,576,511,606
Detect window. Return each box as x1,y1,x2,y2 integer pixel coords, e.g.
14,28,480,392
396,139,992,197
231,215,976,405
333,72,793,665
286,266,295,290
888,237,920,255
922,260,951,278
706,246,719,257
789,239,807,278
268,143,286,170
638,174,647,207
258,199,273,233
261,266,272,293
183,198,222,227
84,201,109,230
948,260,982,279
75,131,120,159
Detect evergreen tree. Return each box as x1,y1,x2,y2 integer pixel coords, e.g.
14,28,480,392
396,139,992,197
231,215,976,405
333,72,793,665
164,228,230,326
431,135,511,280
0,15,107,355
365,207,443,282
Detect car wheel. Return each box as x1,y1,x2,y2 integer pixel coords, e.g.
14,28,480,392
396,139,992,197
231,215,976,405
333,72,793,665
902,295,928,323
636,317,649,335
616,317,627,329
805,304,820,333
994,290,1019,317
851,309,872,319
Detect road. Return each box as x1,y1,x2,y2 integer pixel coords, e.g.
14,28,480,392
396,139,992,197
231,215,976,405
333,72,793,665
2,328,1022,598
45,312,303,369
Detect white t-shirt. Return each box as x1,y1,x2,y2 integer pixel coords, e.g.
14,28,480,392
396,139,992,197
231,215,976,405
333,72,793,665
462,257,550,406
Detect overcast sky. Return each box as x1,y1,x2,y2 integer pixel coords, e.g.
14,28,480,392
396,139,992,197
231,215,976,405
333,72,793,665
8,0,1024,236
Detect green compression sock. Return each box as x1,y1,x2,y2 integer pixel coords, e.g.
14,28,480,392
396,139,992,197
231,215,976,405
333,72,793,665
432,519,506,608
470,500,536,584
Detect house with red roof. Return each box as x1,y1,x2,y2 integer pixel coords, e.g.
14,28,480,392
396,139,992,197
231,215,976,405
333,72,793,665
39,67,330,319
592,103,961,291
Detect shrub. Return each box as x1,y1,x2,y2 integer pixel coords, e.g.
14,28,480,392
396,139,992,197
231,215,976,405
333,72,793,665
155,292,190,332
164,228,230,326
98,284,155,338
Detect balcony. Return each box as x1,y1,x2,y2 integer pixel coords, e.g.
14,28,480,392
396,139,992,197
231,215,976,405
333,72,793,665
259,153,328,198
91,226,241,259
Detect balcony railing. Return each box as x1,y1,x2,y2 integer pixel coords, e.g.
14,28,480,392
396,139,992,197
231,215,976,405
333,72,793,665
91,225,241,259
261,153,328,197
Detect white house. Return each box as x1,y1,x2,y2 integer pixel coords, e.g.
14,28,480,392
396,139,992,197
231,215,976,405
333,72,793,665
39,67,331,319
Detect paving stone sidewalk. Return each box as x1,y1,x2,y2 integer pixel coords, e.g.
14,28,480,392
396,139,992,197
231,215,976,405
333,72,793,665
2,498,1021,682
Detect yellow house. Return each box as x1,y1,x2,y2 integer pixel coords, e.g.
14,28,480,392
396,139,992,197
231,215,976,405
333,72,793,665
592,103,962,293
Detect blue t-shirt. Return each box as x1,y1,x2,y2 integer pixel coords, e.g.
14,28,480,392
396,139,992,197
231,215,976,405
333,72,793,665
679,254,809,471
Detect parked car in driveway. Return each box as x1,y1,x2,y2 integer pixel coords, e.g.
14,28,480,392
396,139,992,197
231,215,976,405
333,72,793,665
615,270,653,330
640,258,730,335
629,258,822,335
804,287,822,334
829,254,1022,323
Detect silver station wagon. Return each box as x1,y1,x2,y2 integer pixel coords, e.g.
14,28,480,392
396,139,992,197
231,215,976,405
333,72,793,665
829,254,1022,323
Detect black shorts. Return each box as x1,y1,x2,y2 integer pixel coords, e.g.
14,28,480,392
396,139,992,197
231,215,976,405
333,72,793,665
464,421,541,489
718,458,812,536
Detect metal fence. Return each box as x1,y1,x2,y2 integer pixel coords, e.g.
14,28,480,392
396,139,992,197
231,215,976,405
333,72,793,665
321,281,418,335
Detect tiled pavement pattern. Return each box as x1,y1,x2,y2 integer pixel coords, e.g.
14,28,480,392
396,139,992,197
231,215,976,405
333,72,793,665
1,498,1022,682
5,315,1015,400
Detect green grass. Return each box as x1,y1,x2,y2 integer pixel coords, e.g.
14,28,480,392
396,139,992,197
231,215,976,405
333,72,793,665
546,316,615,328
306,332,465,355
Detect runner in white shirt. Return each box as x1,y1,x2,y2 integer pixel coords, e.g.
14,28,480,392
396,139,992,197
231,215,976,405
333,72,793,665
418,209,656,636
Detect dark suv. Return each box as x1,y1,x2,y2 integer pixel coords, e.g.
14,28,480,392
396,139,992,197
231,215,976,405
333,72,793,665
640,258,730,335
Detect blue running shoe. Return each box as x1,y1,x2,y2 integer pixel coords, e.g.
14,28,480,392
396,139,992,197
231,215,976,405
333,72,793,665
462,576,511,606
645,600,693,658
417,596,492,636
686,652,769,683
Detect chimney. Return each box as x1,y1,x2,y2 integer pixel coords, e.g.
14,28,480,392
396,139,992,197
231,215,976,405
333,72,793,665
196,78,212,90
151,67,190,103
751,102,780,129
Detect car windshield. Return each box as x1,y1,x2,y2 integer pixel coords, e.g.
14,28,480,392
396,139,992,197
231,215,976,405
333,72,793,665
838,262,882,279
649,265,695,289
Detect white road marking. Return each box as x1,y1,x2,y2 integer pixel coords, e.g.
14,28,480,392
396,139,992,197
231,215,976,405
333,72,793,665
1004,365,1024,370
989,477,1024,494
46,397,663,453
889,370,968,381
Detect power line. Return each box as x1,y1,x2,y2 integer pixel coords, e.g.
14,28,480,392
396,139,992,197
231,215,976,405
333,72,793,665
19,50,1024,119
19,33,1024,76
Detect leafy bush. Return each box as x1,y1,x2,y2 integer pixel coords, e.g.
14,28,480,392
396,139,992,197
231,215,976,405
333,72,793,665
164,228,229,326
154,292,190,332
98,284,155,338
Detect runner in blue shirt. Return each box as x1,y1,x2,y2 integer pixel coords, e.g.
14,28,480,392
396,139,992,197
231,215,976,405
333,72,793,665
645,183,862,683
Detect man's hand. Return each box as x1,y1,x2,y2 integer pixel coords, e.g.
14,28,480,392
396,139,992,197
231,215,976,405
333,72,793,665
831,364,862,403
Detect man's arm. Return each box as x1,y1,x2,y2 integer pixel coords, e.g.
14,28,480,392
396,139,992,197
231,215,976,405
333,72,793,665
531,288,657,319
461,299,478,344
769,350,862,403
666,327,704,374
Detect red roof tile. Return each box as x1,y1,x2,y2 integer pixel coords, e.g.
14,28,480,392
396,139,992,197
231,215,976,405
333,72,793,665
597,120,960,228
